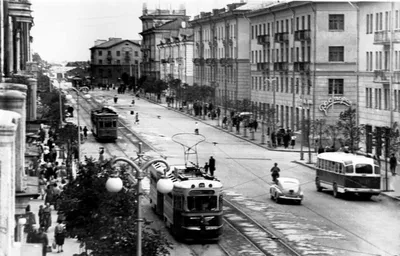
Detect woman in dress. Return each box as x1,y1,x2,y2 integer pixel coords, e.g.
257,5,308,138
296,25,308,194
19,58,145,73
54,219,65,253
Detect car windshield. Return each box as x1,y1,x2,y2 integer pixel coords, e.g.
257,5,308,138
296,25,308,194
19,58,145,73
187,196,218,211
355,164,373,174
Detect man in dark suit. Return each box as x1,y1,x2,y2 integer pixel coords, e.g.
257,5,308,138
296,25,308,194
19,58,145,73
209,156,216,176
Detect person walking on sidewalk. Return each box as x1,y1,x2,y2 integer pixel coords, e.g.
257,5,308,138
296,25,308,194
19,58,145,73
54,220,65,253
38,227,49,256
390,154,397,176
135,112,140,124
114,95,118,103
83,126,88,139
209,156,216,176
270,163,280,183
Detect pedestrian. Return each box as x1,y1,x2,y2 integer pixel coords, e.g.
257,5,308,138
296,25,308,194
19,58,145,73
390,153,397,176
114,95,118,103
83,126,88,139
135,112,139,124
38,205,45,228
54,220,65,253
38,227,49,256
42,203,52,232
291,135,296,149
271,132,276,147
98,147,105,162
209,156,216,176
270,163,280,183
39,174,47,200
44,185,54,207
203,162,209,174
222,116,227,129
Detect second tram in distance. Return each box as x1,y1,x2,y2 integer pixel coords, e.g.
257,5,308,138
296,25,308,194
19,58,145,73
90,106,118,141
149,163,224,241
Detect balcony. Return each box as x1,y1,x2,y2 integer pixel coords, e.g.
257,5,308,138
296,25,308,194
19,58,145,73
294,30,311,41
167,57,175,64
374,30,400,44
199,58,205,66
274,62,288,72
373,70,389,83
294,61,310,73
161,59,168,64
257,35,270,45
220,58,233,66
274,32,289,43
176,57,183,64
394,71,400,83
256,62,269,73
206,58,216,66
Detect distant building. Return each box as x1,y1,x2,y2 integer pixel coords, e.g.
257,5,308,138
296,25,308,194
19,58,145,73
190,3,251,114
158,23,194,85
89,38,141,86
140,4,190,80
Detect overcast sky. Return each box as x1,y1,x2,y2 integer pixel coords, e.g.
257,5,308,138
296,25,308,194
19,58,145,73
30,0,248,63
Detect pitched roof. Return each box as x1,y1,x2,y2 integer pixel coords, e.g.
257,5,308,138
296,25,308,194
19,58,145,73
90,39,141,50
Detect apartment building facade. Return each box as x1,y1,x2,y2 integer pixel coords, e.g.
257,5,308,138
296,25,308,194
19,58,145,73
190,3,251,114
358,2,400,154
90,38,141,86
248,1,358,133
139,5,190,80
158,23,194,85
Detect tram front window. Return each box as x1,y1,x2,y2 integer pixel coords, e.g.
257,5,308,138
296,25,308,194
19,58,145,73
188,196,218,211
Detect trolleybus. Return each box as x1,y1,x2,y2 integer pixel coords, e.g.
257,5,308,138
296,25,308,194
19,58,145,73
315,152,381,199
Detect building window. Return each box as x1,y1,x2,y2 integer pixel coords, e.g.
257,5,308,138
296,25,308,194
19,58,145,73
99,59,103,64
328,79,344,95
329,46,344,62
135,51,139,57
98,51,102,56
116,51,120,56
384,87,390,110
329,14,344,30
117,60,120,64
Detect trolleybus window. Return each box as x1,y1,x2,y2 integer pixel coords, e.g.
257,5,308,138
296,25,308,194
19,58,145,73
355,163,373,174
105,121,113,128
345,165,353,173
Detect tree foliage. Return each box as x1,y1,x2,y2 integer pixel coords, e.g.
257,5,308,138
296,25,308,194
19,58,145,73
59,159,173,256
337,107,364,153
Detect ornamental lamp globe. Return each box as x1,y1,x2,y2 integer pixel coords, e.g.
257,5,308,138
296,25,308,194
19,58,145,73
106,177,123,193
157,178,174,194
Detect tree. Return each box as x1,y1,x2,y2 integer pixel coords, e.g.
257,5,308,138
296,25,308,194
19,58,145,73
337,107,364,153
59,159,173,256
236,98,251,112
325,124,342,150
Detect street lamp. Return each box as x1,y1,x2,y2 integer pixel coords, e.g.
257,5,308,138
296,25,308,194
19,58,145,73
263,78,277,144
105,157,173,256
65,88,91,163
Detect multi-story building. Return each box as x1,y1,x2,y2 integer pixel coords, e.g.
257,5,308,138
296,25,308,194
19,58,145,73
90,38,141,86
0,0,39,255
158,23,194,85
139,5,190,80
358,2,400,154
190,3,251,115
247,1,359,134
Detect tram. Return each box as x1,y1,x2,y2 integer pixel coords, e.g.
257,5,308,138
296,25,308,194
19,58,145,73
149,133,224,241
90,106,118,141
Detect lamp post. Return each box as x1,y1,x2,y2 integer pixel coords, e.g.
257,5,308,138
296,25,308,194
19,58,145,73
264,77,277,143
65,87,91,163
105,157,173,256
57,78,63,128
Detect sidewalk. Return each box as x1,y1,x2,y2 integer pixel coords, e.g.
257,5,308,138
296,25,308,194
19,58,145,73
144,95,400,201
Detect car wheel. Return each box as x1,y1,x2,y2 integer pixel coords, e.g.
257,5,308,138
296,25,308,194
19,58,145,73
297,200,302,205
333,183,340,198
315,177,323,192
275,193,280,203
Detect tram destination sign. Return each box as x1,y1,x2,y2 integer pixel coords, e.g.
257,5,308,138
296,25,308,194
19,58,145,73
319,96,351,115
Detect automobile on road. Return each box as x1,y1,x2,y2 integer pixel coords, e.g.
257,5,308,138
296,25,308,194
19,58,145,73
270,177,304,204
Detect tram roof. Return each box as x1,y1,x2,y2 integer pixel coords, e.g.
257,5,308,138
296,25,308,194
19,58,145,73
317,152,377,165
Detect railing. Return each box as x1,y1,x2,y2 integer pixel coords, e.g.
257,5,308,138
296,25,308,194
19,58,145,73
374,30,400,44
274,62,288,72
257,35,270,45
274,32,289,43
256,62,269,72
294,61,310,73
294,30,311,41
373,70,389,83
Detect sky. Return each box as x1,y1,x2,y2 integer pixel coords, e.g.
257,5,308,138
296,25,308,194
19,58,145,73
30,0,249,63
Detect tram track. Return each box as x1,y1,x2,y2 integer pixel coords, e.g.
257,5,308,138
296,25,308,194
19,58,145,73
73,91,302,256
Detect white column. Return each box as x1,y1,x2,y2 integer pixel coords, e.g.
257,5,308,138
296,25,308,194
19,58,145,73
0,110,20,256
16,29,20,73
7,16,13,75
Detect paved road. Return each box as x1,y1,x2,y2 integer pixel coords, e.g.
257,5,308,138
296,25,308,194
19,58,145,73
87,90,399,256
26,88,399,256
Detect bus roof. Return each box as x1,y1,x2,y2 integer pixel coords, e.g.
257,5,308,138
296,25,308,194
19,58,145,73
317,152,377,165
